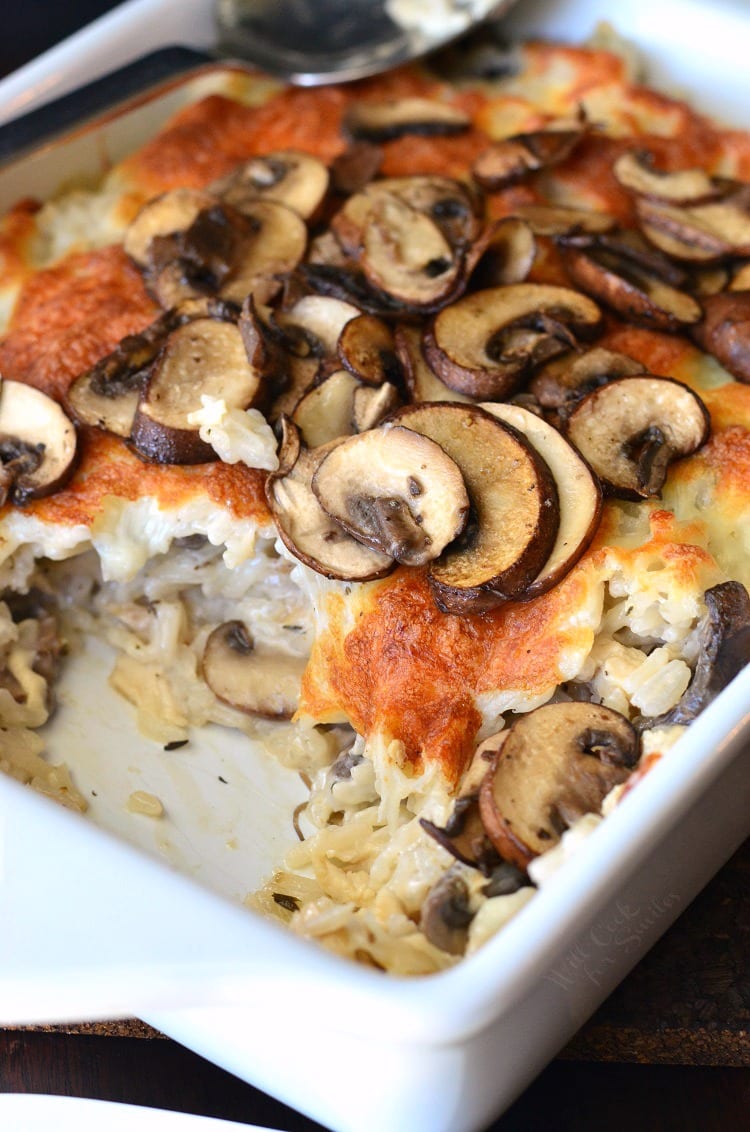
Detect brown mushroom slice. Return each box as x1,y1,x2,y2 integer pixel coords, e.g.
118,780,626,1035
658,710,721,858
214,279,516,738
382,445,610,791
211,150,329,221
472,114,588,191
343,97,470,143
564,376,710,499
649,581,750,727
392,402,559,612
420,735,506,872
202,620,306,720
613,150,720,204
266,418,394,581
123,188,217,266
352,381,401,432
337,313,401,386
275,295,361,359
470,217,536,288
691,291,750,383
0,381,78,506
559,240,701,331
395,325,471,404
219,200,308,305
481,402,602,599
291,368,361,448
312,424,469,567
131,319,262,464
330,141,383,196
512,203,616,237
530,346,646,410
423,284,603,400
360,192,462,308
419,870,474,956
478,702,638,869
67,312,175,437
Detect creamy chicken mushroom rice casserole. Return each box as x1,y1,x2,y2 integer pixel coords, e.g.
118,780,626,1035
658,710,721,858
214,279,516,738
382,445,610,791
2,31,750,973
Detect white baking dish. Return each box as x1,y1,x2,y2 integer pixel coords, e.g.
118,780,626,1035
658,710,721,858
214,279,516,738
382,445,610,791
0,2,749,1130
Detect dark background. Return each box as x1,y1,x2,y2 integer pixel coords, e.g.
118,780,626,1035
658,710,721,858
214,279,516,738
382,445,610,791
0,3,749,1129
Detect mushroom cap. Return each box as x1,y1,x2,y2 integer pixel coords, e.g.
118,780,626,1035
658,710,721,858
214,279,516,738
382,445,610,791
391,402,560,611
423,283,603,400
564,375,710,499
202,620,306,719
478,701,638,868
0,380,78,505
312,424,470,567
211,149,330,220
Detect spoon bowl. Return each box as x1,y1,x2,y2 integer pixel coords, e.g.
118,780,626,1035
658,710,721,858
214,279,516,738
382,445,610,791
215,0,519,85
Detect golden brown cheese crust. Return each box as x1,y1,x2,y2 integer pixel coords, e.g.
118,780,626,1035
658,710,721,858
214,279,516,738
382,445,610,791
3,41,750,783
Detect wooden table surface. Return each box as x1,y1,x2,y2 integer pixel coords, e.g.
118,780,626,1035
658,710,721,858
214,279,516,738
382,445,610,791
1,3,749,1129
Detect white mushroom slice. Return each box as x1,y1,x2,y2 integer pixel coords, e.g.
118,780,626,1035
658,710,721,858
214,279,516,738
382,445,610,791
394,325,471,404
0,381,77,505
472,217,536,288
343,97,470,142
202,621,306,719
275,295,361,359
530,346,645,410
613,150,720,204
564,375,710,499
730,261,750,291
131,319,262,464
423,283,602,400
392,402,560,612
512,204,615,237
124,188,217,266
472,114,588,191
219,200,308,305
211,150,330,221
312,425,470,566
266,419,394,581
291,368,361,447
478,702,638,868
481,402,602,599
352,381,400,432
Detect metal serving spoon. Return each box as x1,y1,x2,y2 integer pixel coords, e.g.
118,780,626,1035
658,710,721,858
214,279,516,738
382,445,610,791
215,0,520,85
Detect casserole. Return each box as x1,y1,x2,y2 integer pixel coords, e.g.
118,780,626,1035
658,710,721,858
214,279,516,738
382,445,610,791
0,1,749,1130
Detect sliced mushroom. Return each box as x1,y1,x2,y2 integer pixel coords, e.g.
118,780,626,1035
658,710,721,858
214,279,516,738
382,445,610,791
472,113,588,191
312,424,469,567
274,295,361,359
648,581,750,727
512,203,616,237
730,261,750,292
0,381,78,506
123,188,217,267
343,97,470,143
559,235,701,331
423,283,602,400
636,190,750,265
352,381,401,432
67,311,175,437
613,150,721,204
330,141,383,196
470,217,536,289
218,200,308,305
266,418,394,581
337,313,401,386
202,620,306,719
392,402,559,612
481,402,602,599
394,324,470,404
691,291,750,382
530,346,646,410
564,375,710,499
419,869,474,955
478,702,638,868
211,150,330,220
131,319,262,464
291,368,362,448
420,735,505,872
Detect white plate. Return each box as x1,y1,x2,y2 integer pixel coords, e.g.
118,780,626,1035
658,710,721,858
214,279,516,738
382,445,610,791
0,1095,279,1132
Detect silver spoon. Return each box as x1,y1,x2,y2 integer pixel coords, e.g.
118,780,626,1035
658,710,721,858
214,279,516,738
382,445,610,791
215,0,520,85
